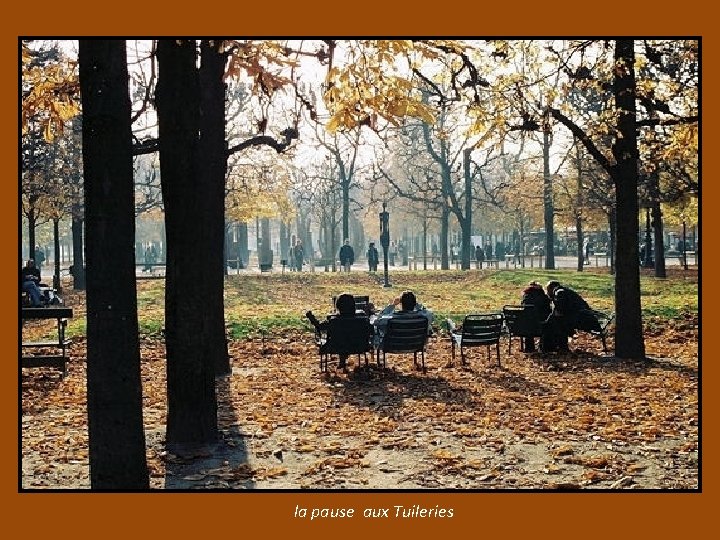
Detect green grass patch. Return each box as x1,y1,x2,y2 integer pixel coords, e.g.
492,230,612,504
59,268,698,339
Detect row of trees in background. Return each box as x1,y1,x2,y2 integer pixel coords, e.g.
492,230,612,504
21,38,698,488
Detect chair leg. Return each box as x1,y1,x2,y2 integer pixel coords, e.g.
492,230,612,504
496,342,501,367
421,350,426,373
601,333,608,352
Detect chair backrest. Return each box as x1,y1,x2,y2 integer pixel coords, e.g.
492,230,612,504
331,295,371,315
502,305,543,337
324,316,372,355
461,313,504,345
382,315,428,353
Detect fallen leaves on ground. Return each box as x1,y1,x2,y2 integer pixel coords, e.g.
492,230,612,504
21,320,698,490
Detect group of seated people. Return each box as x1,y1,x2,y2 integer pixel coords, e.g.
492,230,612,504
306,290,434,370
521,280,602,353
304,279,601,369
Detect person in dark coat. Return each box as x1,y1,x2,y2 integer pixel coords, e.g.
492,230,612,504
306,292,372,370
21,259,43,307
367,242,379,273
541,280,601,353
294,240,305,272
520,281,552,352
339,239,355,273
475,245,485,267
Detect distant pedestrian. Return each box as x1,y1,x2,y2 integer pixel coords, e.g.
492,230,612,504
143,245,154,272
367,242,379,273
34,245,45,270
288,240,296,271
475,245,485,267
339,239,355,273
584,240,591,265
389,241,397,266
294,240,305,272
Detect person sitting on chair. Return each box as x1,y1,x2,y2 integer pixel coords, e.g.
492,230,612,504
520,280,552,352
21,259,43,307
306,292,371,370
373,290,434,339
541,280,601,353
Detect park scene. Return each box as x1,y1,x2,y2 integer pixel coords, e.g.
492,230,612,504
21,39,698,490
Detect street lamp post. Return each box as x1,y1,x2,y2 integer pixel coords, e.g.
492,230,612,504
681,215,688,271
379,201,391,288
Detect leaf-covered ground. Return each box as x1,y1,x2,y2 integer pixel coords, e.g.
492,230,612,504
21,268,698,489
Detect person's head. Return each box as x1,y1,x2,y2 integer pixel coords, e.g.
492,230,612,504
344,239,350,245
335,292,356,315
26,259,35,268
400,290,417,311
546,280,561,296
296,240,302,245
369,242,375,248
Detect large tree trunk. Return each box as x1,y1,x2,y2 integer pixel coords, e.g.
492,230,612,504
543,123,555,270
575,142,584,272
199,40,230,376
157,39,218,446
27,209,36,263
71,213,86,290
79,39,149,489
607,209,616,275
611,40,645,359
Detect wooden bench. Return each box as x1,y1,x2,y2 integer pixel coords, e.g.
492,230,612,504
21,307,74,377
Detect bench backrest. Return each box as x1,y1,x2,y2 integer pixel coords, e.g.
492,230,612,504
502,305,543,337
460,313,504,346
324,316,372,355
381,315,428,353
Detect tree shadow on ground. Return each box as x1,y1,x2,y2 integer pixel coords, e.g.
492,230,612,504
324,362,472,413
525,349,698,379
164,373,253,490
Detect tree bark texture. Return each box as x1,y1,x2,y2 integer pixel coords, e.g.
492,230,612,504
71,215,86,289
156,39,218,445
78,39,149,489
543,125,555,270
611,39,646,359
199,40,231,375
